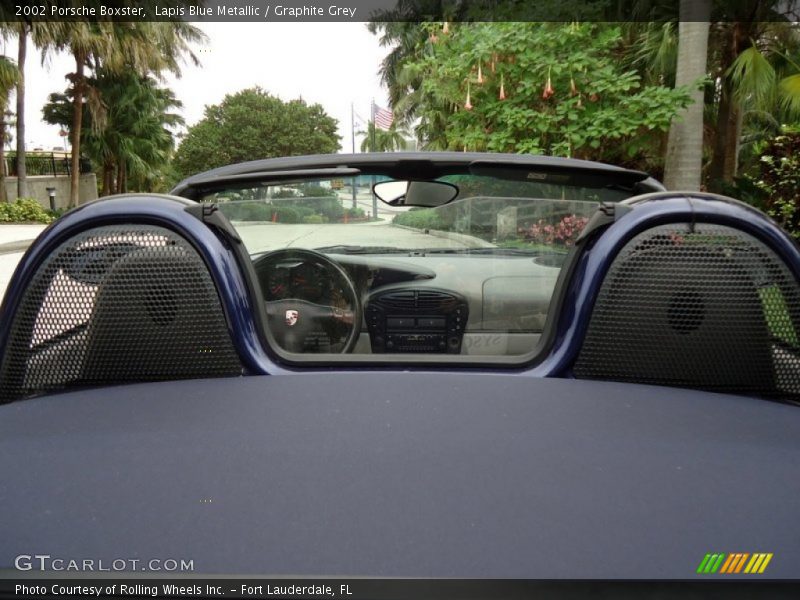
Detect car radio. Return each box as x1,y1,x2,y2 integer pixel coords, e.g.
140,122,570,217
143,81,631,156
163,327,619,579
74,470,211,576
366,289,469,354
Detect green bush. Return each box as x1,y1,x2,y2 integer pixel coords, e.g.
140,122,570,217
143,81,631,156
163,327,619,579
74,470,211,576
0,198,56,224
345,207,366,220
298,183,336,198
302,214,327,224
219,201,273,221
273,206,301,223
393,208,445,230
243,203,274,221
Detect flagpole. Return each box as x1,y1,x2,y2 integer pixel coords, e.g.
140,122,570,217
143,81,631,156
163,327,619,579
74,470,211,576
370,99,377,152
351,102,357,209
370,99,377,220
351,102,356,154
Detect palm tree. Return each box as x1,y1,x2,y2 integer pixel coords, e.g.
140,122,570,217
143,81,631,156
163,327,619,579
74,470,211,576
15,22,27,199
663,0,711,190
13,20,63,199
0,55,19,203
43,71,184,195
42,16,204,207
359,122,409,152
621,1,800,188
39,20,116,207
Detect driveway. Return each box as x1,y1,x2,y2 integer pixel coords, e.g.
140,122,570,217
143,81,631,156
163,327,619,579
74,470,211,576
234,220,482,254
0,220,488,303
0,225,47,303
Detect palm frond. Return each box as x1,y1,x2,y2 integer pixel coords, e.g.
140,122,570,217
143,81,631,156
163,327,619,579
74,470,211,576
728,45,776,108
0,55,19,93
778,72,800,115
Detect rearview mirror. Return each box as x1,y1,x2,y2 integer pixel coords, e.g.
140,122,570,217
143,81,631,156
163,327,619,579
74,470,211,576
373,180,459,207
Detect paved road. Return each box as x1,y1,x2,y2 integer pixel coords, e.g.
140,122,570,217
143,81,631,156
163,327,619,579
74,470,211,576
235,220,478,254
0,220,484,303
0,225,47,304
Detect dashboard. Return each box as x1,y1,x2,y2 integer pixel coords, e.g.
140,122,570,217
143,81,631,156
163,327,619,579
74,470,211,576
254,251,562,356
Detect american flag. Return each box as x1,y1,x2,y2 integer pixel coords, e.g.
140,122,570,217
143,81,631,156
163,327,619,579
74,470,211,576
372,102,394,130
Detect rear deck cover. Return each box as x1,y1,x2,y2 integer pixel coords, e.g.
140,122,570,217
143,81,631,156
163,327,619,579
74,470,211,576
0,373,797,578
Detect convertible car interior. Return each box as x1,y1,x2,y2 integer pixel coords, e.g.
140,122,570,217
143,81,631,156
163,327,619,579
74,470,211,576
1,152,799,580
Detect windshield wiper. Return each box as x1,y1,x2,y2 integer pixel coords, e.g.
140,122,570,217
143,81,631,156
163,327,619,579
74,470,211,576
314,245,414,254
420,247,550,256
315,245,566,257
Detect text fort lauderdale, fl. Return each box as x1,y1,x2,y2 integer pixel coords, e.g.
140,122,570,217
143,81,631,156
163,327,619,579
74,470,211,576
155,5,358,18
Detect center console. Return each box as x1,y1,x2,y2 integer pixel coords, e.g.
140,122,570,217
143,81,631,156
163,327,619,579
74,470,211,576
366,289,469,354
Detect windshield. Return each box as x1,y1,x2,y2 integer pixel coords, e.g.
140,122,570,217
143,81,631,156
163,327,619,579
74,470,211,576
202,173,620,361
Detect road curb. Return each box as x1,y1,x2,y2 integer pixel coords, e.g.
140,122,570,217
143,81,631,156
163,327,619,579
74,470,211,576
390,223,495,248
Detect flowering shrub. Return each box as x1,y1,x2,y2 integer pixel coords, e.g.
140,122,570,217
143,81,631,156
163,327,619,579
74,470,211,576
518,214,589,246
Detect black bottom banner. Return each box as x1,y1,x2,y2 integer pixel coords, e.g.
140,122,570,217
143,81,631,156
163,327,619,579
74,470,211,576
2,579,800,600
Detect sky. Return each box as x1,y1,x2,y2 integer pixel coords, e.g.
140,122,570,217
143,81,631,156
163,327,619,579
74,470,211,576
0,22,389,153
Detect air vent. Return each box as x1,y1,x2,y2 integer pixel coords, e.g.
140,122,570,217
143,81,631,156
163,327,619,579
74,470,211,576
417,290,455,310
377,290,417,310
375,290,456,311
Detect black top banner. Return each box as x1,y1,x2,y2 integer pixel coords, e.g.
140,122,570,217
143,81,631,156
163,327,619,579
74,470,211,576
2,0,799,22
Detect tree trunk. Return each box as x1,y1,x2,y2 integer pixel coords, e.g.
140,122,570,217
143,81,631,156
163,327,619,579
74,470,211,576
16,24,27,199
69,51,86,209
120,161,127,193
102,161,114,196
663,0,711,191
708,22,749,191
0,117,7,203
116,162,123,194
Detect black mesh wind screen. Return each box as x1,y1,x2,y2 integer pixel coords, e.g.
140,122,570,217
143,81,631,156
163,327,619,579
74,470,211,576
573,223,800,400
0,225,243,403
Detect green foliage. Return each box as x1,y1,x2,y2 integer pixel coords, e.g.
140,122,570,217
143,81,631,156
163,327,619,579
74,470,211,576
746,132,800,238
172,87,341,180
219,201,272,221
345,207,367,220
272,206,301,224
393,208,445,230
43,70,184,195
359,121,409,151
0,198,55,223
394,22,691,164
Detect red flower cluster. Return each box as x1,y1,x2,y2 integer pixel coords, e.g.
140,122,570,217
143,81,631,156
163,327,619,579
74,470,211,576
518,214,589,246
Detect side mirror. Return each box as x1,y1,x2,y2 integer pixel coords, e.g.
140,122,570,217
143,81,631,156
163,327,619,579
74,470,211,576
373,180,459,207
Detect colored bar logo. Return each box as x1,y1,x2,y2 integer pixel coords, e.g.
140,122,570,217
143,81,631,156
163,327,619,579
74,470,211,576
697,553,773,574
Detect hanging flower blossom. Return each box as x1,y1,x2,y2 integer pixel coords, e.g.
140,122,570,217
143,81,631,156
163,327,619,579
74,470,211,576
570,76,578,96
477,62,484,84
443,21,450,34
464,81,473,110
499,72,506,100
429,33,438,43
542,66,555,100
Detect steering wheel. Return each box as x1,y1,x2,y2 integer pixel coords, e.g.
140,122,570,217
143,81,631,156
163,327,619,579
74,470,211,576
253,248,362,354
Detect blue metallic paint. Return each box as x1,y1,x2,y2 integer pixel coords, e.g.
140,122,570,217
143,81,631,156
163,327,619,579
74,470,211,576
531,193,800,378
3,192,798,381
0,195,289,377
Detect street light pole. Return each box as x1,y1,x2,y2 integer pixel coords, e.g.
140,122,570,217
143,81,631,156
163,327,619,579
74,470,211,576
351,102,357,209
